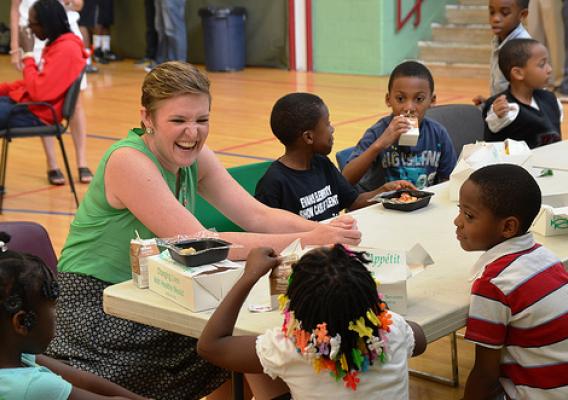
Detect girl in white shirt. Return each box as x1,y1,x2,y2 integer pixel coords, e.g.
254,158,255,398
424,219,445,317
198,244,427,400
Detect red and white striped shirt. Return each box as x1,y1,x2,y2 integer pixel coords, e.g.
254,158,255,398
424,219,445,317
465,233,568,400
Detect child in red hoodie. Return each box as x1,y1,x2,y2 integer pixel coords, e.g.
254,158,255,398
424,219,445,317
0,0,86,128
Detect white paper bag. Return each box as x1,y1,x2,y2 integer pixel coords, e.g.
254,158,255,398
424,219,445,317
449,140,532,201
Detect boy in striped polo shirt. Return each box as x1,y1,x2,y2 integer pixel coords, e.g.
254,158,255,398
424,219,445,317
454,164,568,400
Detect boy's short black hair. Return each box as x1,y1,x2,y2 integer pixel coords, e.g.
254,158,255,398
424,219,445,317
516,0,529,9
498,38,540,81
270,92,325,146
468,164,541,234
387,60,435,94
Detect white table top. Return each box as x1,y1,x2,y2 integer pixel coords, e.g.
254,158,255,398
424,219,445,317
531,140,568,171
104,177,568,344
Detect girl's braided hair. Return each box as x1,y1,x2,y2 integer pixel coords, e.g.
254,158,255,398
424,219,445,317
286,244,383,371
0,232,59,331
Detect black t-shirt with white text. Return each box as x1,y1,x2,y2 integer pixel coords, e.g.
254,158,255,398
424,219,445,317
255,155,359,221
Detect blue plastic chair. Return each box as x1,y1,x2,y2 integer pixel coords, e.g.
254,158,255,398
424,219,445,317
335,146,355,171
195,161,272,232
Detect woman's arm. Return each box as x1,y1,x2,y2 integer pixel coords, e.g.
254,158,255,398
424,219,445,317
9,0,22,70
105,147,361,260
36,355,147,399
196,147,362,256
196,147,318,234
197,248,279,373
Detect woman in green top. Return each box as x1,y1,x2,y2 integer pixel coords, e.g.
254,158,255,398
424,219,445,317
47,61,361,400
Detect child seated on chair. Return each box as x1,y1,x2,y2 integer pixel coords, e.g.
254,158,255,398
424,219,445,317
454,165,568,400
342,61,457,191
197,244,427,400
254,92,415,222
0,232,148,400
482,38,562,148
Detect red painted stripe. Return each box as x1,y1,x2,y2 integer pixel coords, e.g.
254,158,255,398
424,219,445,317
288,0,296,70
216,137,277,152
465,318,507,347
306,0,313,71
334,113,382,127
506,311,568,347
215,113,384,153
502,363,568,389
509,263,568,315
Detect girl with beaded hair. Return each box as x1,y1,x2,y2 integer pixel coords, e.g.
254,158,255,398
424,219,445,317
0,232,148,399
198,244,427,399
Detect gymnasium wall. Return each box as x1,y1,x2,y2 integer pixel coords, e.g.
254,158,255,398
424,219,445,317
312,0,457,75
0,0,288,68
0,1,456,75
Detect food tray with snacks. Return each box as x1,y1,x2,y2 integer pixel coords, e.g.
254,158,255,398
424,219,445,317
376,190,435,212
167,238,231,267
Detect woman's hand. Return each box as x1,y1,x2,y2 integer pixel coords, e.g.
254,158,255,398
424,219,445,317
305,223,362,246
243,247,280,283
10,49,22,71
328,214,358,230
379,180,416,193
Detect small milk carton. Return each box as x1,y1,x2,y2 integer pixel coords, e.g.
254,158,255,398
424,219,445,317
398,115,420,147
130,238,160,289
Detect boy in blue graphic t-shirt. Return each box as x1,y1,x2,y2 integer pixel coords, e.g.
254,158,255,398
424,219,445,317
343,61,457,191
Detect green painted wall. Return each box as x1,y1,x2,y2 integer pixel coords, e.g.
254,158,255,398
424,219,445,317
312,0,382,75
312,0,457,76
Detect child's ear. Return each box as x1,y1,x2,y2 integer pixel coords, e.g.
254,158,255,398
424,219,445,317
501,216,521,239
430,93,437,106
12,311,31,336
520,8,528,21
511,66,524,81
385,92,391,108
302,130,314,144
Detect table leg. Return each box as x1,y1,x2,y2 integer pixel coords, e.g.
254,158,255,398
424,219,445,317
232,371,245,400
409,331,459,387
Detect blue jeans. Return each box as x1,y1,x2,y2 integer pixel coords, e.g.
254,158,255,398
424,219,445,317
0,97,44,130
154,0,187,63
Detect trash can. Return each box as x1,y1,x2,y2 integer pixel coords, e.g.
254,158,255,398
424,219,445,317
199,7,247,72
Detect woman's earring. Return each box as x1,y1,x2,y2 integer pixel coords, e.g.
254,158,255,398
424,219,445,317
145,127,154,135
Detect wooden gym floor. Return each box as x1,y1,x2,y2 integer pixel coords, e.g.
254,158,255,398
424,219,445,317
2,55,567,399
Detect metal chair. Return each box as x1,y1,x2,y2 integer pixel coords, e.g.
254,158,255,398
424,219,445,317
425,104,484,157
0,67,86,213
335,145,355,171
0,221,58,273
195,161,272,232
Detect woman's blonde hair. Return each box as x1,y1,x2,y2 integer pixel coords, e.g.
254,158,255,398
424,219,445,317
141,61,211,125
